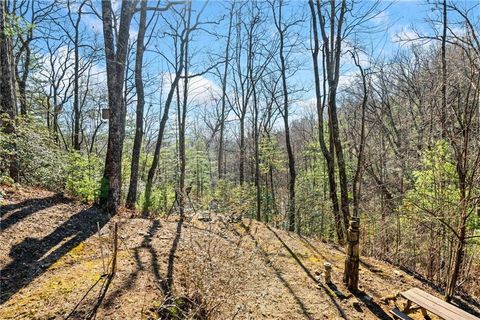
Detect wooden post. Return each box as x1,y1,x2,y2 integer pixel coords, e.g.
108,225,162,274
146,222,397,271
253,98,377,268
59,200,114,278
323,262,332,284
344,217,360,290
111,222,118,275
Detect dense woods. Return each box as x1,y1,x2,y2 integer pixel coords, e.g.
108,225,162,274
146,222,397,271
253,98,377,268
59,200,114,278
1,0,479,308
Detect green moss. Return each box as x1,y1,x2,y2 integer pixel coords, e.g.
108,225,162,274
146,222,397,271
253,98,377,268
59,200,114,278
0,258,102,319
99,176,109,203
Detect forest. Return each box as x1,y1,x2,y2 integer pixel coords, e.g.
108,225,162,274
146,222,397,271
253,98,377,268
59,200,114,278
1,0,480,319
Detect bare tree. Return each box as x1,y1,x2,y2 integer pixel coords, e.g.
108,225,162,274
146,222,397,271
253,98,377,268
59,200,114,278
39,35,74,147
343,50,368,291
270,0,298,232
143,7,187,215
317,0,350,233
308,0,343,242
100,0,138,213
126,0,148,209
217,1,234,181
11,0,56,115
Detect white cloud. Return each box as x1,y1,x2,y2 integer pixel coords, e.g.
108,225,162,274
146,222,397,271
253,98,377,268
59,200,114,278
295,97,316,113
129,29,138,43
338,71,359,90
161,73,222,109
373,11,389,25
187,75,222,106
392,27,421,45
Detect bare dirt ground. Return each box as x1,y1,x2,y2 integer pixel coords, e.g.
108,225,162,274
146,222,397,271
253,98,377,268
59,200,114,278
1,186,480,319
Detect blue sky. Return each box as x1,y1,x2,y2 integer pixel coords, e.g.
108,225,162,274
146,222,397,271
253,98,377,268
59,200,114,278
134,0,473,119
36,0,478,125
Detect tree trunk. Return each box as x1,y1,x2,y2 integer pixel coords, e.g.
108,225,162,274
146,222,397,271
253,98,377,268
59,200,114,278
329,85,350,231
441,0,447,138
316,0,350,232
126,0,147,209
143,25,186,215
253,87,261,221
0,0,18,181
445,219,466,301
16,41,31,116
218,4,233,181
344,217,360,290
275,0,296,232
309,0,343,242
72,3,83,150
100,0,136,214
239,115,245,185
178,5,191,217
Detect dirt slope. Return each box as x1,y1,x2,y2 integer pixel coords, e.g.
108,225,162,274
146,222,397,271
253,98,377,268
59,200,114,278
1,187,479,319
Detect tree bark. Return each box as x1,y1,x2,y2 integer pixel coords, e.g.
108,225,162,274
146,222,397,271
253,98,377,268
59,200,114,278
143,22,186,215
218,3,234,181
274,0,296,232
126,0,147,209
316,0,350,232
308,0,343,242
72,1,86,150
0,0,18,181
100,0,137,214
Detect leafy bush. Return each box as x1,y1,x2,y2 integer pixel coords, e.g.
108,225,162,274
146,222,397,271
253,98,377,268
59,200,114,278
0,117,103,202
0,118,14,179
65,152,102,202
402,140,459,219
139,184,175,215
8,117,68,190
213,180,255,216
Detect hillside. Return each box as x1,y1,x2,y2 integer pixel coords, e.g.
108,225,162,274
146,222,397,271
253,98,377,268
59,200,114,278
1,187,479,320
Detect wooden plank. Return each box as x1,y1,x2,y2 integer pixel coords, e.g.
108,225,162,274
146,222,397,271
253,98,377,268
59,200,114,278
409,288,478,320
400,288,479,320
401,289,461,320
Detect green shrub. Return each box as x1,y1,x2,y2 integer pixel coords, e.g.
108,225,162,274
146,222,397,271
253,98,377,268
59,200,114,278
213,180,255,215
0,117,104,202
139,184,175,215
65,152,102,202
12,117,68,190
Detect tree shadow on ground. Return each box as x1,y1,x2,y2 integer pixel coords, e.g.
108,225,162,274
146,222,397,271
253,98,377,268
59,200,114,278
162,215,185,296
450,297,480,317
102,220,164,308
351,290,391,320
82,215,185,319
239,221,316,320
1,194,70,230
265,225,349,319
188,223,238,245
0,197,110,305
298,235,328,261
67,219,171,319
